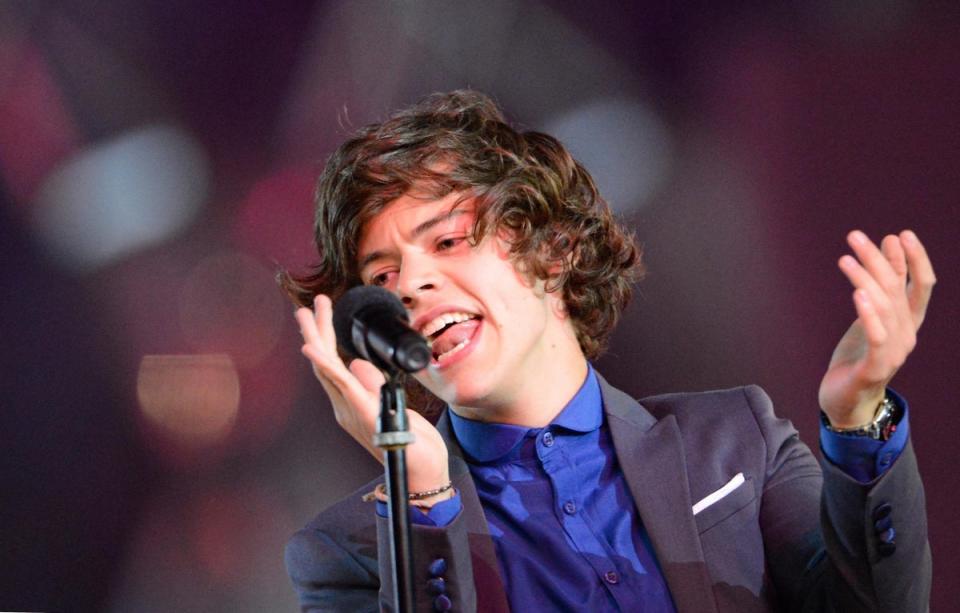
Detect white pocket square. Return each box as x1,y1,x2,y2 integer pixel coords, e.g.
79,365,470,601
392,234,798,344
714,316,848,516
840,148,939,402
692,472,745,516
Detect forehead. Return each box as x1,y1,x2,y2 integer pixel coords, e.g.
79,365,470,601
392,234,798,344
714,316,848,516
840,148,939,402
358,191,473,254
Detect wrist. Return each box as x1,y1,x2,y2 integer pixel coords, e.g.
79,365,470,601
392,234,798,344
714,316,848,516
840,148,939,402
407,464,450,500
370,481,455,509
408,484,456,509
824,388,885,429
822,393,901,441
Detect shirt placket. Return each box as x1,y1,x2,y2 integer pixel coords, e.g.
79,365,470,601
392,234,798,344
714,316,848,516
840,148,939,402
537,428,629,609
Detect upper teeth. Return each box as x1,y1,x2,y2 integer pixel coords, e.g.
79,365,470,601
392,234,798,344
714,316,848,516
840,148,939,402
420,312,475,338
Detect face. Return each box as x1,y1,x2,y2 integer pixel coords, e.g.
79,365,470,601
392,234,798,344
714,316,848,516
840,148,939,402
356,191,584,422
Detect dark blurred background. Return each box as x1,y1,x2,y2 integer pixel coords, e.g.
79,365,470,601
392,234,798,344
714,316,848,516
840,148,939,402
1,1,957,611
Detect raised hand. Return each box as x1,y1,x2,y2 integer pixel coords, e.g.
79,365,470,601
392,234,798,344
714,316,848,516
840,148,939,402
818,230,936,428
296,294,451,497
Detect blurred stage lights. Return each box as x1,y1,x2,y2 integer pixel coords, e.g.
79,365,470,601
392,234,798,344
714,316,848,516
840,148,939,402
231,165,318,268
31,124,209,274
107,482,296,611
177,250,287,369
136,354,240,446
544,97,673,215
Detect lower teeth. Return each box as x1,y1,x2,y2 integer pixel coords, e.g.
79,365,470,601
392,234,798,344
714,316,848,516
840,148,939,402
437,338,470,362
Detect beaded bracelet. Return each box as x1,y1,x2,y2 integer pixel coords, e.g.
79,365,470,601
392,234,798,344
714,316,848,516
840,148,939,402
408,482,454,500
364,482,454,504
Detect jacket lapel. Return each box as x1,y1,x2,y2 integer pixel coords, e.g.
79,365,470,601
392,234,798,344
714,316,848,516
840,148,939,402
599,376,719,613
435,411,511,613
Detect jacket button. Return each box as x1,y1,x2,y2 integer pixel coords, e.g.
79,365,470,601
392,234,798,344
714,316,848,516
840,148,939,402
428,557,447,577
874,515,892,533
878,540,897,557
879,527,896,544
872,502,892,522
427,577,446,595
433,594,452,611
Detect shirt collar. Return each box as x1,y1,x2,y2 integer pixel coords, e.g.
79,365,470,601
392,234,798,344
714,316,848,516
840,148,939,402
449,363,602,463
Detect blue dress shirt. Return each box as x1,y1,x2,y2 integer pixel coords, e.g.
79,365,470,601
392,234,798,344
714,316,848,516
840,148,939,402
449,365,675,611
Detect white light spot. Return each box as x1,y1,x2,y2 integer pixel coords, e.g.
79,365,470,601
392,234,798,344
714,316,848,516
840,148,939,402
544,98,673,214
32,124,209,273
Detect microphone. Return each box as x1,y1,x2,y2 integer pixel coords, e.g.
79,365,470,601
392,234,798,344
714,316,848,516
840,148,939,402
332,285,430,373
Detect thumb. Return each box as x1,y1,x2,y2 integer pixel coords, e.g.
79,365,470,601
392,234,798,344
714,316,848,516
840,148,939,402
349,359,387,392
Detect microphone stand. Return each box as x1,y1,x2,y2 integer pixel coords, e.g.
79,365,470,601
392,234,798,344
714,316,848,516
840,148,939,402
373,371,415,613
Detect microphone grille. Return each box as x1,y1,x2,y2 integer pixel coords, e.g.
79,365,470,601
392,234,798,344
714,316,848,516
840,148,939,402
332,286,408,358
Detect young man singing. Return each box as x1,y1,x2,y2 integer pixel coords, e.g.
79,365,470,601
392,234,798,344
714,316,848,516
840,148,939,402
282,91,934,612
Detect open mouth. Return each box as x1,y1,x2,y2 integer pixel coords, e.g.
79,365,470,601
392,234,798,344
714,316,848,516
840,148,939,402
421,312,481,363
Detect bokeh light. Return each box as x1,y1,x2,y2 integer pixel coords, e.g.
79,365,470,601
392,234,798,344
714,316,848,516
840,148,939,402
0,41,80,207
544,97,674,214
136,354,240,447
231,164,318,268
31,124,209,274
177,250,287,369
107,482,296,612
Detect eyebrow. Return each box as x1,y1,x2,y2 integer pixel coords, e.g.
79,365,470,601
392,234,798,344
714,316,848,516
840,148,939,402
357,207,469,272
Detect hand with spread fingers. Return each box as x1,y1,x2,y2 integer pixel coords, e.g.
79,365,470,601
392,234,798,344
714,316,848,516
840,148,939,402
295,294,452,504
818,230,936,428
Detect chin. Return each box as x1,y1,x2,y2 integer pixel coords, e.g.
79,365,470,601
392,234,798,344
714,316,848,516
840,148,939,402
417,371,495,412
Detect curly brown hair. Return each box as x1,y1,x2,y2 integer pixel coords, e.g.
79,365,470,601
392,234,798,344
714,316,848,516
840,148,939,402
280,90,642,360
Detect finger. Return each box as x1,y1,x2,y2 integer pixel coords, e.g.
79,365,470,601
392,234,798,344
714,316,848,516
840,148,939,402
853,288,888,349
303,344,378,421
295,306,322,345
304,350,343,400
880,234,907,281
900,230,936,327
349,359,387,392
312,294,339,354
301,342,349,386
847,230,900,293
879,234,911,327
301,344,349,401
838,254,894,316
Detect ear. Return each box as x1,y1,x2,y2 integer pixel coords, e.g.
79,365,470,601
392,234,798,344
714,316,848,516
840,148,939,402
543,229,576,287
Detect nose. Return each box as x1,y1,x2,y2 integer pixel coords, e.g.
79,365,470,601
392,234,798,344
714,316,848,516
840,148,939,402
396,253,439,308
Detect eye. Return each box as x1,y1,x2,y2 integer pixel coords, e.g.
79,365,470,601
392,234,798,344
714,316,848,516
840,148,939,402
436,236,465,251
368,270,396,287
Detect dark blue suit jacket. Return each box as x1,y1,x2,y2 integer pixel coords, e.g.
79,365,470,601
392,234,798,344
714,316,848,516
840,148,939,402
285,376,931,612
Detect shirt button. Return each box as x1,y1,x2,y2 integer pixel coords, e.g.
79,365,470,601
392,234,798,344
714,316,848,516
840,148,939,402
604,570,619,584
563,501,577,515
542,431,554,447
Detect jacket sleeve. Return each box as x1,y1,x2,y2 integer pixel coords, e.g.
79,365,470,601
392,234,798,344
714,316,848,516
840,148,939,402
745,385,932,612
284,485,382,613
375,491,477,612
285,470,481,613
285,524,380,613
